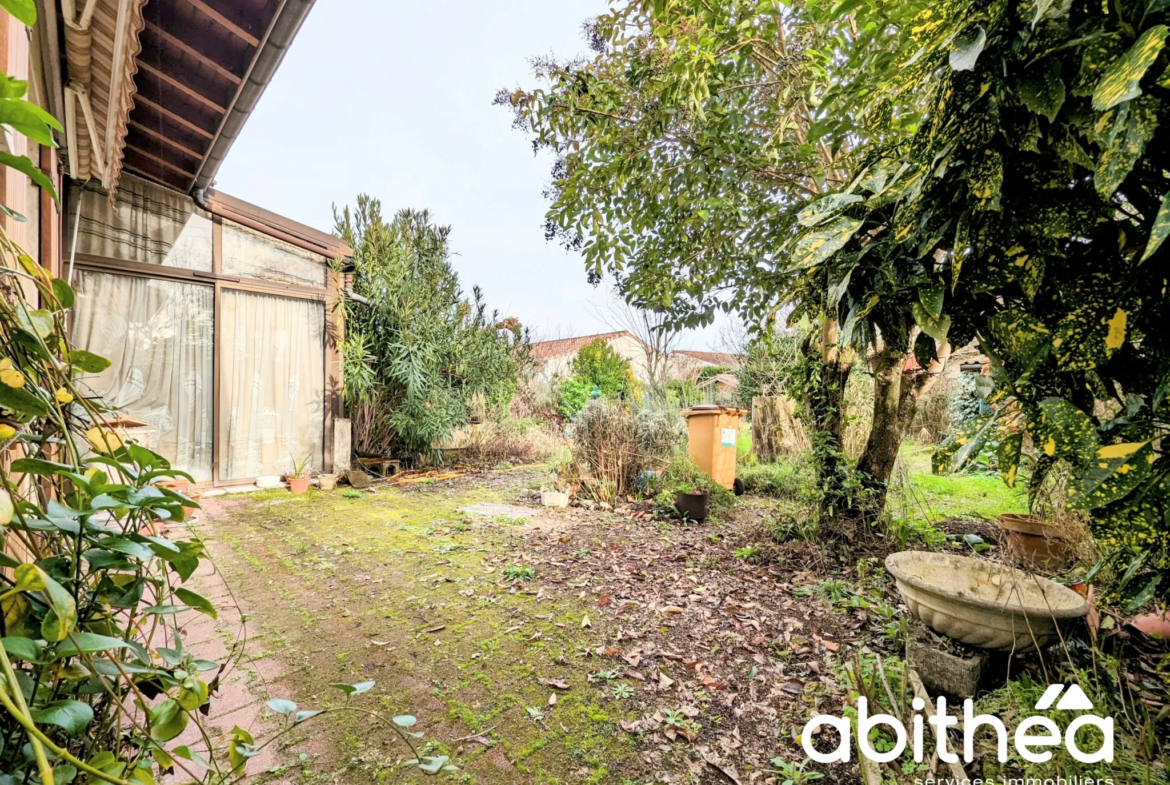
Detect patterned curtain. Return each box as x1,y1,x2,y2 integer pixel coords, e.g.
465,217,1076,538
71,271,215,481
219,291,325,480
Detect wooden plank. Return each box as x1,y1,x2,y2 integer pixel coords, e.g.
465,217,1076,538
127,120,206,160
136,61,227,114
182,0,260,47
142,21,242,85
124,145,197,178
134,94,215,140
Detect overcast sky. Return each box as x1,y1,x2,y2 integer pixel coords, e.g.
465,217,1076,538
216,0,734,350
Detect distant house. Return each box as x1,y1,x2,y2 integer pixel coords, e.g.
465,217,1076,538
531,331,657,384
531,332,742,386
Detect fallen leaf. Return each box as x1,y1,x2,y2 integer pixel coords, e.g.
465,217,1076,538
581,614,592,628
539,679,570,690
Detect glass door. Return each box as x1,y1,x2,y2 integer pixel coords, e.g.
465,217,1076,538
71,271,215,481
217,289,326,481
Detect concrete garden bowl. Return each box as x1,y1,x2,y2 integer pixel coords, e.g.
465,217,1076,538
885,551,1088,652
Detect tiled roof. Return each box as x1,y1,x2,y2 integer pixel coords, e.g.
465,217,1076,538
677,350,740,367
531,331,634,361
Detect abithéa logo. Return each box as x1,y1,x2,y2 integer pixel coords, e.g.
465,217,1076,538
800,684,1113,765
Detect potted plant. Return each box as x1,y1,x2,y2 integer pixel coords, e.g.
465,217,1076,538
287,454,312,494
673,481,709,522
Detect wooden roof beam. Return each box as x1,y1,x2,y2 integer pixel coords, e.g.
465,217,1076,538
135,94,215,140
137,61,227,114
127,119,206,160
183,0,260,47
142,21,242,85
125,145,197,178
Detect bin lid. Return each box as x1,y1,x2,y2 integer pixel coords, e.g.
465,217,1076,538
680,406,748,418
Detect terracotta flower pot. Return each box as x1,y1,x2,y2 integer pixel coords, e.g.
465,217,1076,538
317,474,339,491
999,513,1073,570
159,477,190,495
288,476,311,494
183,491,201,519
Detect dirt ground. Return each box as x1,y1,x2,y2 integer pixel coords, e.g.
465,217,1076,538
193,466,912,785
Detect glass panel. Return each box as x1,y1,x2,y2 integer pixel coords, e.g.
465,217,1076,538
71,272,214,482
67,174,213,271
219,291,325,480
222,220,328,288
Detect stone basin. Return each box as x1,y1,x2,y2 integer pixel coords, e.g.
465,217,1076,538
885,551,1088,652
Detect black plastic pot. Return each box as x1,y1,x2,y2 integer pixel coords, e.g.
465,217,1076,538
674,491,709,522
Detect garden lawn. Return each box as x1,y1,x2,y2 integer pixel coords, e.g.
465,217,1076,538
192,466,877,785
891,442,1028,525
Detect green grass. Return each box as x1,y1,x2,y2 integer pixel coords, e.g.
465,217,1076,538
892,441,1027,523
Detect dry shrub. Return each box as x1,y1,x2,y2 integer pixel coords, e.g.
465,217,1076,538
842,370,874,461
567,400,685,502
456,419,566,467
509,374,560,422
910,376,954,443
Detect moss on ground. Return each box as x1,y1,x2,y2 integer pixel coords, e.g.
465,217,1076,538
202,471,641,784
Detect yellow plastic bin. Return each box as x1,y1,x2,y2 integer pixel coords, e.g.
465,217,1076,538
680,406,748,491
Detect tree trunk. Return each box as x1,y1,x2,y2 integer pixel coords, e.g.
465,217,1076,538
856,339,952,516
802,318,854,524
752,395,809,461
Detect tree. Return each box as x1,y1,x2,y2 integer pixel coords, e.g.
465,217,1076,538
792,0,1170,591
336,197,530,457
572,338,636,399
589,285,684,393
501,0,936,520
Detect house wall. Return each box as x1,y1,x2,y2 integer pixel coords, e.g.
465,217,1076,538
538,334,660,385
65,174,343,486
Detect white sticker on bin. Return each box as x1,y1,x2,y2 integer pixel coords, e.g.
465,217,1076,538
721,428,736,447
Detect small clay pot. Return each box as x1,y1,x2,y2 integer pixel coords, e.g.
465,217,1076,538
999,514,1072,570
159,477,190,495
288,475,311,494
317,474,339,491
183,491,201,519
1132,611,1170,639
674,491,709,522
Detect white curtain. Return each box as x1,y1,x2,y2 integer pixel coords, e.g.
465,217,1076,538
220,291,325,480
71,272,214,481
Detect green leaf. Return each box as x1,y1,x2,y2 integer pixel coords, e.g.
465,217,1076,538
54,632,132,658
393,715,417,728
1018,58,1065,122
294,709,324,725
172,746,210,769
1035,398,1099,462
949,26,986,71
149,699,188,742
329,680,375,697
792,216,861,268
52,278,75,308
8,564,76,642
68,349,112,374
918,283,944,320
30,700,93,735
933,414,993,475
267,699,297,716
1141,192,1170,263
911,302,951,342
0,151,55,204
998,432,1024,487
98,538,154,562
795,193,863,228
2,636,43,661
1069,441,1155,510
1096,98,1159,197
175,587,217,619
0,0,36,27
0,381,49,419
1092,25,1169,110
0,98,62,147
1123,575,1161,612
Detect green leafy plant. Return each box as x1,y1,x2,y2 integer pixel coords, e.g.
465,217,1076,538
502,565,535,583
734,544,762,563
611,683,634,699
342,489,364,499
288,452,312,479
766,758,824,785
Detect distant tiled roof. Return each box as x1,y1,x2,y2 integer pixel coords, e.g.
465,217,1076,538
677,350,740,367
531,331,635,361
